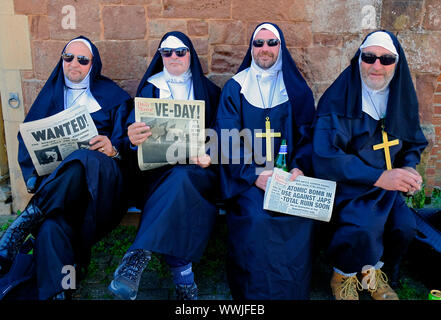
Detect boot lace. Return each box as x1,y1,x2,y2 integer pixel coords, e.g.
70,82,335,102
339,275,363,299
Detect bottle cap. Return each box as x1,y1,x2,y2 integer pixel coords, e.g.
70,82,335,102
428,289,441,300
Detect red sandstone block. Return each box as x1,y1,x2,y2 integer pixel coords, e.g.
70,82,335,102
293,47,342,84
33,40,66,80
416,73,438,121
147,2,163,18
423,0,441,31
188,20,208,37
96,40,149,80
398,34,441,73
20,70,34,80
30,15,50,41
198,56,208,75
211,45,248,74
122,0,151,4
276,22,312,48
313,33,343,47
14,0,48,15
22,80,46,115
147,39,160,56
381,0,423,31
148,19,187,38
232,0,311,21
434,94,441,104
192,37,209,56
163,0,230,19
434,106,441,114
103,6,147,40
48,0,101,41
208,20,246,45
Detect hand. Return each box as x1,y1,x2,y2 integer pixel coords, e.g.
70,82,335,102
289,168,304,181
402,167,423,195
89,135,116,157
128,122,151,146
190,154,212,168
374,168,422,193
255,170,273,191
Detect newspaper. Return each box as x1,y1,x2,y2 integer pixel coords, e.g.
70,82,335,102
19,104,98,176
134,97,205,171
263,168,336,222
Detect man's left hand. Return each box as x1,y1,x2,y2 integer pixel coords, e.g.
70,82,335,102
289,168,304,181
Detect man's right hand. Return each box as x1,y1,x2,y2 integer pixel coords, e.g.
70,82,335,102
128,122,152,146
255,170,273,191
374,168,422,193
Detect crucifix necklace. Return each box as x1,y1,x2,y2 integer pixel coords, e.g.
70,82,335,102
256,72,278,110
255,73,281,162
367,90,399,170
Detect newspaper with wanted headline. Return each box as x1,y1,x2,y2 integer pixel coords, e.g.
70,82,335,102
134,97,205,171
263,168,337,222
19,104,99,176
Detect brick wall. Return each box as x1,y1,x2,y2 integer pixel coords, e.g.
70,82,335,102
13,0,441,188
425,73,441,192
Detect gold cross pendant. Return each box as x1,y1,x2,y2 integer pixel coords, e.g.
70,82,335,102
373,130,399,170
255,117,281,162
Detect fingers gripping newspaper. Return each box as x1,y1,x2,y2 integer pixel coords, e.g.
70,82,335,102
264,168,337,222
134,97,205,171
19,104,98,176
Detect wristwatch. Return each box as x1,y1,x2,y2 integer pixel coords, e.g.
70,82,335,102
111,146,121,159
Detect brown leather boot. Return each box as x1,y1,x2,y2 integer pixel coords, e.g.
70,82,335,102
330,271,362,300
364,269,399,300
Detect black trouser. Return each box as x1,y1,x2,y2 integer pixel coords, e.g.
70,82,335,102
32,161,90,299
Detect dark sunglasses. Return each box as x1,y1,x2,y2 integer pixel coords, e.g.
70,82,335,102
62,53,91,65
361,52,397,66
252,39,280,47
158,47,189,58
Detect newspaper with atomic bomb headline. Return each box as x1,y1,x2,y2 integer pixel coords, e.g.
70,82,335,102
264,168,337,222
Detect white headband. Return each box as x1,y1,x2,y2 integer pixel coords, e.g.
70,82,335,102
252,23,281,41
360,31,398,58
160,35,188,49
64,38,93,56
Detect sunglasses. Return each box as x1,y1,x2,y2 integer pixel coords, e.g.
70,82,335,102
361,52,397,66
62,53,91,66
158,47,189,58
252,39,280,47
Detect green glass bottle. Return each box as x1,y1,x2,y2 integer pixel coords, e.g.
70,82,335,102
275,139,288,172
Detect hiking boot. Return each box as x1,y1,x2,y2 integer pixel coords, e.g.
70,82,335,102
367,269,399,300
176,282,198,300
0,203,44,274
330,271,362,300
108,249,151,300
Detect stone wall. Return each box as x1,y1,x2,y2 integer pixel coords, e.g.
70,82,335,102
13,0,441,190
